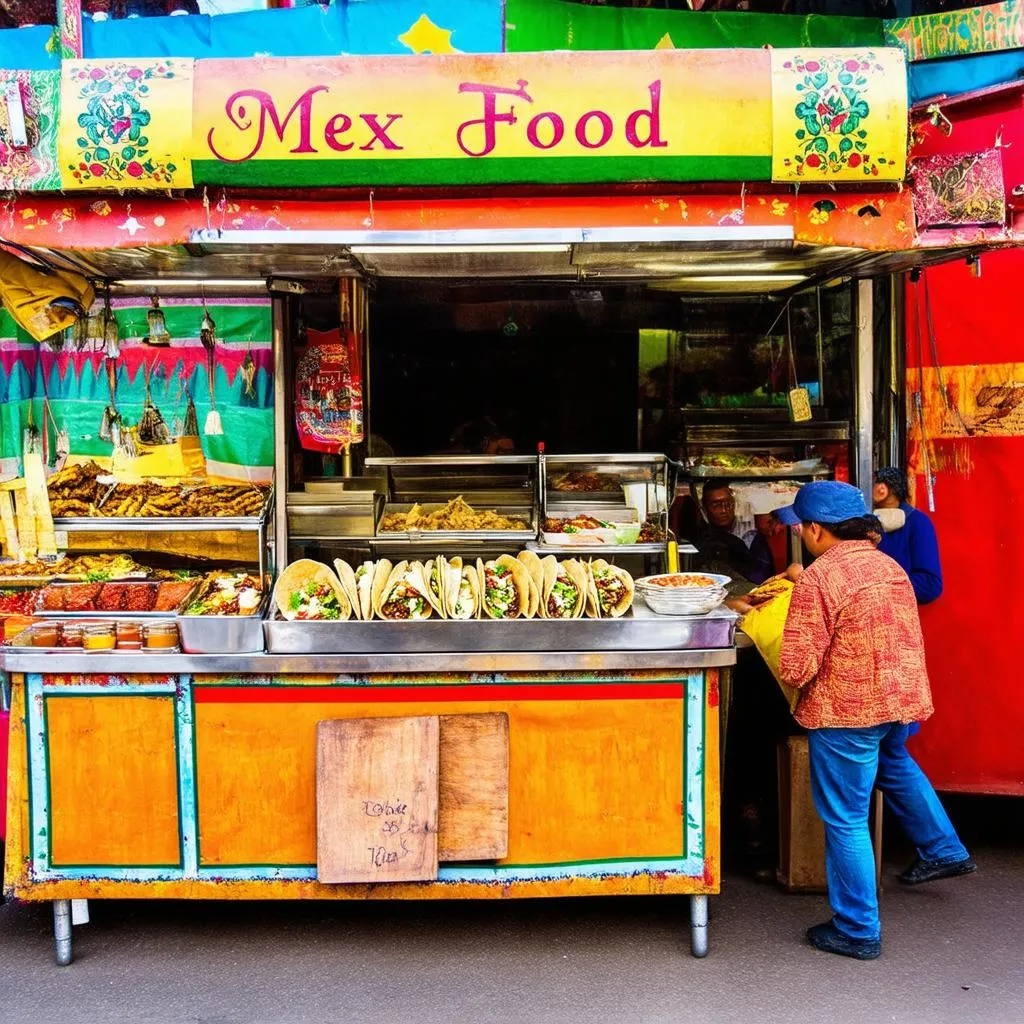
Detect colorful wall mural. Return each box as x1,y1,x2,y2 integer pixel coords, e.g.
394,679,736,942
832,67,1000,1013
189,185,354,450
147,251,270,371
0,297,274,482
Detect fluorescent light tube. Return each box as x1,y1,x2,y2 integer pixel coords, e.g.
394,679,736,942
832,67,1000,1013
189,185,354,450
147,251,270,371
348,244,571,255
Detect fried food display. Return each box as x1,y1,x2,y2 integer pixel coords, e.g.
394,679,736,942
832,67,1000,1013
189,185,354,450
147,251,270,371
550,471,621,493
47,464,270,520
379,496,528,533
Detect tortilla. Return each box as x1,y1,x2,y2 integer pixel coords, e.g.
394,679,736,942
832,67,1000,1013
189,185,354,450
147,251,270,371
333,559,361,619
584,559,634,619
374,560,433,620
541,557,587,619
477,554,531,620
424,557,448,618
446,562,480,620
516,550,543,619
274,559,351,621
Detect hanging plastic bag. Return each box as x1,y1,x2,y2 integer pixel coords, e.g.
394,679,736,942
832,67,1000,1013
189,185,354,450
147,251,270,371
739,579,800,712
0,250,94,342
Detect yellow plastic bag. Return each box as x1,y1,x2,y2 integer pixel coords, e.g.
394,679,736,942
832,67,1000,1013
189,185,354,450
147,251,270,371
0,250,94,341
740,581,800,712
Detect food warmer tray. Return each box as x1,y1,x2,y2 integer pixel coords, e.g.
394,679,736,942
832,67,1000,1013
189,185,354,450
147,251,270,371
264,604,738,654
176,595,270,654
375,502,537,543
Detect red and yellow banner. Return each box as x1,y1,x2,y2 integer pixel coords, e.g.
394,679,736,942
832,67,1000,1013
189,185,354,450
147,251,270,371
51,49,908,191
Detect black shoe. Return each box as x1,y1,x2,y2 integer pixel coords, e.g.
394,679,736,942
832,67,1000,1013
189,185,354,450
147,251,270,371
898,856,977,886
806,921,881,960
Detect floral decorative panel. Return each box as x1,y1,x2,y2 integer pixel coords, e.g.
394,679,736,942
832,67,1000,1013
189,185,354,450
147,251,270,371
59,58,194,191
771,48,908,183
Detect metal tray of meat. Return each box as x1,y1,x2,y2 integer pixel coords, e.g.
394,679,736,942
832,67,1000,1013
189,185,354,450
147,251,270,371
375,502,536,543
264,603,738,654
176,594,269,654
34,581,199,619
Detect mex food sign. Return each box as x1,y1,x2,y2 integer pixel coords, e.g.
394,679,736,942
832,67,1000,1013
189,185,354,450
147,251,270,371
57,50,909,192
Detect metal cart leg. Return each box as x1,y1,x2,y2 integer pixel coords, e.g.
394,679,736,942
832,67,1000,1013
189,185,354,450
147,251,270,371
53,899,73,966
690,894,709,958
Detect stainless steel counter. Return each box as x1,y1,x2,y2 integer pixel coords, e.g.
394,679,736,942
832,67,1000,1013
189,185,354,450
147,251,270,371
0,648,736,675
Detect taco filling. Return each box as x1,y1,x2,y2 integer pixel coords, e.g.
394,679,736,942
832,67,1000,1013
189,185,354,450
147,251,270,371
452,574,476,618
593,568,627,615
484,565,519,618
547,574,580,618
287,580,342,620
381,582,429,620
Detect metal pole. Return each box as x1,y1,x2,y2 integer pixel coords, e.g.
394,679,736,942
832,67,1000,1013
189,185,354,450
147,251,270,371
272,295,288,570
854,280,874,509
815,286,825,408
53,899,72,966
690,894,709,958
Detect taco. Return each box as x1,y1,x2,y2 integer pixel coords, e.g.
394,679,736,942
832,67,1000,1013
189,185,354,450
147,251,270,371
516,550,543,619
541,557,587,619
476,554,531,620
445,560,481,620
585,559,634,619
374,560,433,620
333,559,361,619
274,559,351,621
424,557,449,618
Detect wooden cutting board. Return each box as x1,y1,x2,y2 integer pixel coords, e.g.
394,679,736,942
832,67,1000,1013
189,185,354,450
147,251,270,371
438,713,509,862
316,716,439,884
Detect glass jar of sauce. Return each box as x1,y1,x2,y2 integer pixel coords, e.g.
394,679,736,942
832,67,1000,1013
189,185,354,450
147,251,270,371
143,621,179,650
59,623,84,648
32,623,60,648
116,621,142,648
83,623,116,651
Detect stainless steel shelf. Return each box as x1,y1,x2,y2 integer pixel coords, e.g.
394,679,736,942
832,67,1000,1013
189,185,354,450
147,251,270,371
0,648,736,674
53,516,266,532
526,542,672,555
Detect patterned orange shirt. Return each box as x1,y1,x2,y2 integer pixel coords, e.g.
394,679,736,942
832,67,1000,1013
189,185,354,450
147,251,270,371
779,540,934,729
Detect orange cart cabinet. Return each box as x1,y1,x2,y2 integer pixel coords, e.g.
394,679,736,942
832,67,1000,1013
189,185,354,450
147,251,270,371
1,651,727,964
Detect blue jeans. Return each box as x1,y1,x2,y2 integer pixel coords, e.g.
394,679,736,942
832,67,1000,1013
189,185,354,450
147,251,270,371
807,723,970,941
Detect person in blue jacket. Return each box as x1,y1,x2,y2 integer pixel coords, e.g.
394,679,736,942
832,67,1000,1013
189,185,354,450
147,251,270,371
873,467,943,605
871,466,957,878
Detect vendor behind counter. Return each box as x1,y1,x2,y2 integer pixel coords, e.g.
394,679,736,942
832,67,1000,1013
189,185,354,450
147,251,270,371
692,479,774,589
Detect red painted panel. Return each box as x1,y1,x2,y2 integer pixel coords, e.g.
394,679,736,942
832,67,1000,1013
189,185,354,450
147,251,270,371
905,253,1024,793
908,250,1024,369
193,682,687,704
911,438,1024,794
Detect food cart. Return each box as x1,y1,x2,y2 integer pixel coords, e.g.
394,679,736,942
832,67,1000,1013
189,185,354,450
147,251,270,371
1,443,732,964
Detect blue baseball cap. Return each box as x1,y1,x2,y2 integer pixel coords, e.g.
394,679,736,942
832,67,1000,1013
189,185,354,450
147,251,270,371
774,481,868,526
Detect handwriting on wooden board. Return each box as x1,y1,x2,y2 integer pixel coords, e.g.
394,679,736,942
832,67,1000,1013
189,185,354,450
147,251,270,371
316,717,439,884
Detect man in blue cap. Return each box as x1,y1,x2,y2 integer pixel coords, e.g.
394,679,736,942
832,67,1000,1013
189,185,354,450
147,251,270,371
773,481,974,960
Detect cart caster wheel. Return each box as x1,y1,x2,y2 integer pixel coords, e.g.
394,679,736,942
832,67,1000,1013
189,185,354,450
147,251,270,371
53,900,73,966
690,895,708,958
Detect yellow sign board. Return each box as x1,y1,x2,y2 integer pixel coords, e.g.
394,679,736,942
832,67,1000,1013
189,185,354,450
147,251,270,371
57,49,907,191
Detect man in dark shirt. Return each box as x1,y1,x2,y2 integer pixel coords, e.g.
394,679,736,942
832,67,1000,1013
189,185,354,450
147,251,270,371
695,479,773,585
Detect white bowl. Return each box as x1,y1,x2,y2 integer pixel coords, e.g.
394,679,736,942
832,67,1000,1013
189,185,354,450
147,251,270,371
635,572,732,591
639,586,728,616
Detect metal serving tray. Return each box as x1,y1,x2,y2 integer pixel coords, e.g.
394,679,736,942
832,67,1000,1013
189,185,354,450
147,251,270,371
264,604,738,655
376,502,537,543
177,594,269,654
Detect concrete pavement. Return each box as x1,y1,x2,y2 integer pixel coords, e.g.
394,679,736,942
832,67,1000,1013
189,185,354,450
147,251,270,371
1,803,1021,1024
